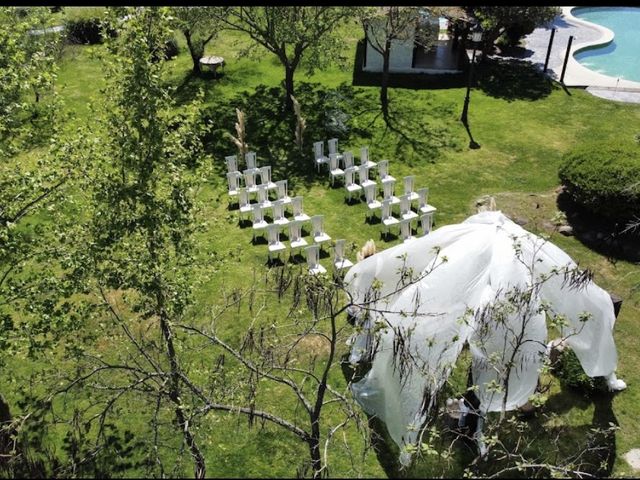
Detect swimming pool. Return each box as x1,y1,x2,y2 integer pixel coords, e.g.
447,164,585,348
572,7,640,83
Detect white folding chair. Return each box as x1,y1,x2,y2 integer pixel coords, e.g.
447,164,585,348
288,220,308,255
291,196,311,222
363,183,381,221
377,159,396,183
225,155,239,175
381,199,399,239
342,151,354,170
227,171,241,197
266,224,286,262
416,187,437,215
311,215,331,248
257,184,272,209
274,179,292,208
238,187,252,221
333,239,354,271
382,178,400,206
344,167,363,202
399,193,418,221
305,244,326,275
329,153,345,186
259,165,277,191
358,164,376,189
245,151,259,173
420,212,434,236
243,168,259,194
399,217,415,243
328,138,343,163
251,204,268,241
313,141,329,173
403,175,419,202
271,199,289,226
360,146,377,169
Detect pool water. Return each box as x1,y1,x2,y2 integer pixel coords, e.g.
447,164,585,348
572,7,640,83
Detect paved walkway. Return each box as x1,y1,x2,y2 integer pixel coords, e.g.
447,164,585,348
512,7,640,103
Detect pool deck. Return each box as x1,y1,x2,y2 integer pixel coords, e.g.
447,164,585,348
519,6,640,103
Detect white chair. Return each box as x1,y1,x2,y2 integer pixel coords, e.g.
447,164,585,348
363,183,381,221
288,220,308,254
243,169,259,194
311,215,331,247
271,199,289,226
256,184,272,209
381,199,399,239
259,165,277,191
399,217,415,243
344,167,363,202
377,160,395,183
403,175,419,202
328,138,343,163
251,204,268,241
360,146,377,169
313,141,329,173
238,187,252,220
329,153,344,186
245,151,260,173
333,239,354,270
358,164,376,189
291,196,311,222
274,179,292,207
420,212,434,236
416,187,437,215
342,151,354,170
266,224,286,262
399,193,418,221
227,171,242,197
382,178,400,206
225,155,239,174
305,244,326,275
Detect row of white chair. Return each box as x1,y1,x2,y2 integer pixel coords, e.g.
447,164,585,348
225,152,260,176
383,211,434,242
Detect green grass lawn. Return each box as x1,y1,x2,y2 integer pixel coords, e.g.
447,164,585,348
4,21,640,478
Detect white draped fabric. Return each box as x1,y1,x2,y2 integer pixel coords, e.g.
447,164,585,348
344,211,620,465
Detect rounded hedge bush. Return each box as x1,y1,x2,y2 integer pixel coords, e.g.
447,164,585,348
558,142,640,222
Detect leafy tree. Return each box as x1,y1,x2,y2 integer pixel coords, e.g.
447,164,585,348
470,6,559,54
170,7,226,74
215,7,358,111
53,6,212,477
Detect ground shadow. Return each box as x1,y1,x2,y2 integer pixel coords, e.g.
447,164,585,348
557,190,640,262
476,58,556,101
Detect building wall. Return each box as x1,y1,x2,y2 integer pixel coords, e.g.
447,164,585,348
363,38,415,73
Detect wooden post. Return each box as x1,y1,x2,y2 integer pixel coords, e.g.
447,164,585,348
560,35,573,84
543,28,556,73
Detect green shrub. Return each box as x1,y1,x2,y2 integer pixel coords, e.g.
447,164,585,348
63,7,112,45
552,348,608,394
558,142,640,222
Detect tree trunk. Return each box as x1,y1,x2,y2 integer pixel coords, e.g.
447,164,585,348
380,39,392,123
184,30,202,75
284,63,296,112
308,428,322,479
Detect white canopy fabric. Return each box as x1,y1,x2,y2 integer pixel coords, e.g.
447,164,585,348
344,211,622,465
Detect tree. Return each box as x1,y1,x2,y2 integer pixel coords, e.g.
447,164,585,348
0,7,85,475
469,7,559,54
170,7,226,74
215,7,357,111
360,7,438,123
51,6,212,477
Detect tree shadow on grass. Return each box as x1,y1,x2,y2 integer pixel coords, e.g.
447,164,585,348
476,58,556,102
